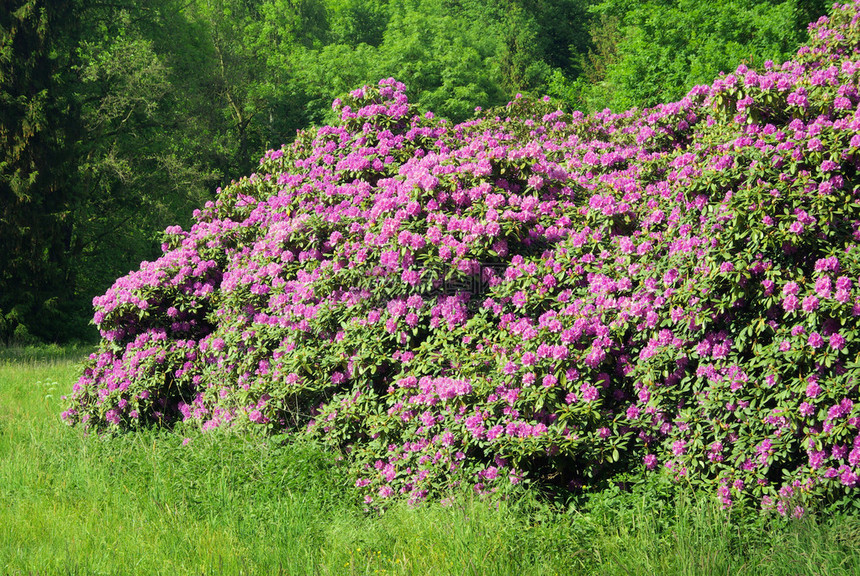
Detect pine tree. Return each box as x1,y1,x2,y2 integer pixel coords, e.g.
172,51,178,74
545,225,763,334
0,0,81,343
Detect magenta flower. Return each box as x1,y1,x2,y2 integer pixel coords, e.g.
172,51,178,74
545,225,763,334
581,383,599,402
830,332,846,350
802,295,820,312
542,374,558,388
105,409,120,425
808,450,825,469
850,447,860,466
783,294,800,312
815,276,832,298
782,281,800,296
808,332,824,348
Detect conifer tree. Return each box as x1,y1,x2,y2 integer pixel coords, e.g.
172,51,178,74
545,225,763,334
0,0,80,342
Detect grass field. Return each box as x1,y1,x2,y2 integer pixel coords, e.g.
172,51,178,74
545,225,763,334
2,348,859,575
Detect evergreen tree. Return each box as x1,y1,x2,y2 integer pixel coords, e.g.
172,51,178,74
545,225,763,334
0,0,81,343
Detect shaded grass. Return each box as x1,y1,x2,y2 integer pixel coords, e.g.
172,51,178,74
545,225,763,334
1,353,859,575
0,344,95,364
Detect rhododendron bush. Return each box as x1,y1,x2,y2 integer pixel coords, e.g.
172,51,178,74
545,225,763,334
65,3,860,514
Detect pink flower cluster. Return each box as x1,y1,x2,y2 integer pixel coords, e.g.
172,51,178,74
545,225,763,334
65,2,860,511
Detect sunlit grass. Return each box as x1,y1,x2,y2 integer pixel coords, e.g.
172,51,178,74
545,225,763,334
1,351,859,575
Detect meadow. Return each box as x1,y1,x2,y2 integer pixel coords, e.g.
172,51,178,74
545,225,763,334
2,348,859,575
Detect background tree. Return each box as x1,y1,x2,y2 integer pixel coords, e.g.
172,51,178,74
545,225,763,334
0,0,80,343
70,1,222,330
570,0,809,111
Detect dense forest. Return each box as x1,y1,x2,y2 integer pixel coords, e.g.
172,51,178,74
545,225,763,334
1,0,830,344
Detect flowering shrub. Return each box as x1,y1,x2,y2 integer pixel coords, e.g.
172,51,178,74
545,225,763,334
65,2,860,513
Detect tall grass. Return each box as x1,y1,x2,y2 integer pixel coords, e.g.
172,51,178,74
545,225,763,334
0,343,95,364
1,351,859,575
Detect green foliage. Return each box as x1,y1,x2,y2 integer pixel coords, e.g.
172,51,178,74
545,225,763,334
284,0,506,123
283,0,593,123
74,9,209,295
382,0,506,119
327,0,389,46
574,0,812,112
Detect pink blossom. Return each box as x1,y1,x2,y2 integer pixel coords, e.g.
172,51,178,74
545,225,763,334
808,332,824,348
581,383,599,402
830,332,846,350
802,295,819,312
644,454,657,470
815,276,832,298
783,294,800,312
